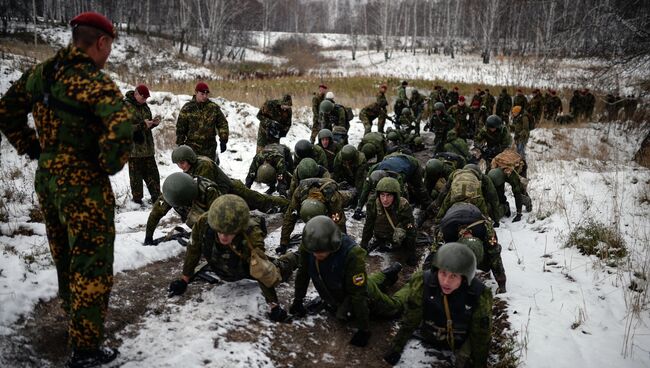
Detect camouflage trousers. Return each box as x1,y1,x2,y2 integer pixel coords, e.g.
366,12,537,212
256,130,280,153
35,167,115,351
128,156,161,202
310,118,320,144
230,179,289,213
338,272,404,319
360,114,386,134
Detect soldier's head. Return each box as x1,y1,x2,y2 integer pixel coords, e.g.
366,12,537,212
386,130,400,145
501,88,508,95
379,84,388,92
434,242,477,291
458,96,466,106
318,129,334,149
376,177,400,208
281,94,292,110
360,143,377,161
70,12,116,68
256,163,277,185
401,107,412,117
425,158,444,179
171,145,198,172
194,82,210,103
486,115,502,131
446,129,458,141
434,101,446,114
368,169,389,189
550,89,557,96
340,144,358,163
488,168,506,187
325,91,335,100
207,194,250,245
302,215,342,260
296,158,319,180
299,198,328,223
516,88,523,95
401,80,408,87
134,84,150,104
295,140,314,160
162,172,198,208
319,100,335,115
318,84,328,95
511,105,522,117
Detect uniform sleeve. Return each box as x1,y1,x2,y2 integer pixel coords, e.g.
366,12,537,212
360,199,376,247
279,190,300,246
389,271,425,353
293,246,311,302
247,224,279,304
145,196,172,238
464,287,493,367
213,104,229,143
182,215,208,277
507,172,525,213
397,199,416,235
345,247,370,331
0,69,40,156
176,104,190,145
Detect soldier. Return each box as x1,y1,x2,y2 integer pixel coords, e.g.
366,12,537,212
569,90,582,119
311,84,328,143
513,88,528,110
528,88,543,129
409,89,426,124
483,88,496,114
474,115,512,166
424,158,451,204
318,100,347,133
171,145,231,188
286,157,331,202
397,107,416,132
447,96,474,139
447,86,460,107
360,177,418,265
332,145,369,204
359,97,390,134
358,131,387,163
256,94,292,153
293,139,328,168
442,129,470,160
316,128,341,172
383,242,493,366
377,83,389,109
176,81,229,163
0,12,131,366
510,106,530,158
544,89,563,121
425,101,456,153
290,216,404,347
168,195,298,322
583,88,595,120
125,84,161,204
496,88,513,125
245,144,290,197
394,80,409,123
489,150,532,222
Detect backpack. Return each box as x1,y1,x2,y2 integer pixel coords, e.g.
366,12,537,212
449,169,482,203
491,149,524,175
337,104,354,122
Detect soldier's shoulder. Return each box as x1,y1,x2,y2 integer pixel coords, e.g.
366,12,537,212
398,196,412,209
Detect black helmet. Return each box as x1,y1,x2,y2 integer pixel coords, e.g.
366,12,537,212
434,102,446,112
302,215,342,252
486,115,502,129
295,139,314,159
162,172,197,207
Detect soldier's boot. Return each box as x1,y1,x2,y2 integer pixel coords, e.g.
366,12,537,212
379,262,403,291
495,273,507,294
67,347,119,368
503,202,511,218
523,195,532,213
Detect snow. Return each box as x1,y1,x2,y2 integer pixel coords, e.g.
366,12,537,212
1,28,650,368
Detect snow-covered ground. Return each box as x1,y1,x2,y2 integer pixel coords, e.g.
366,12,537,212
1,27,649,367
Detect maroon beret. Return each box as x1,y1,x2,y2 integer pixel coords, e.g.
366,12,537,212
195,82,210,93
136,84,150,98
70,12,116,38
459,95,466,102
319,84,328,89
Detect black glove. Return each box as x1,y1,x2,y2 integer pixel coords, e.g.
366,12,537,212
383,351,402,365
349,330,371,347
220,141,227,153
493,221,500,228
143,235,155,246
245,174,255,188
289,300,307,318
269,305,289,322
25,141,41,160
512,213,522,222
352,208,365,220
168,279,187,296
275,244,288,255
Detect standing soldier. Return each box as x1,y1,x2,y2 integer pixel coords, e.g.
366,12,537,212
0,12,131,366
510,106,530,159
394,80,409,123
446,96,472,139
474,115,512,166
409,89,426,125
310,84,328,143
245,144,290,197
316,128,341,172
527,88,543,129
570,90,582,119
125,84,161,204
425,101,456,152
496,88,513,126
359,98,390,134
483,88,496,114
583,88,595,120
376,83,389,126
544,89,563,122
257,94,292,153
447,86,460,107
176,81,229,164
513,88,528,110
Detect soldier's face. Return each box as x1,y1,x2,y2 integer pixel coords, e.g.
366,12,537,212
313,251,331,261
196,90,209,103
379,192,395,208
176,161,191,172
218,233,236,245
320,137,331,148
319,87,327,95
134,90,148,104
438,269,462,294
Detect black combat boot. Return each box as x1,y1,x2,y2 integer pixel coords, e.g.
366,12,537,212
67,347,119,368
380,262,403,290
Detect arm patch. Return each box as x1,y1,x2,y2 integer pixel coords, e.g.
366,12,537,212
352,273,366,286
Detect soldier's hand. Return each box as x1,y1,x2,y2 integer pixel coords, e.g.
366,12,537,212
168,279,187,297
392,228,407,245
275,244,289,255
383,351,402,366
268,305,290,322
220,141,227,153
512,213,522,222
26,141,41,160
352,208,365,220
143,236,155,246
289,300,307,317
349,329,371,347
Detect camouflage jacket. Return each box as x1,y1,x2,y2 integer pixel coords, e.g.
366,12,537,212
511,113,530,143
0,45,132,175
513,94,528,110
176,96,229,157
496,93,512,116
545,95,562,114
317,141,342,172
319,105,347,131
482,93,496,114
360,102,388,121
257,99,292,136
332,150,368,192
389,270,493,367
247,147,287,181
474,126,512,152
287,163,330,200
397,86,408,104
376,91,388,107
312,92,325,123
443,135,470,159
361,196,415,247
184,213,278,303
429,112,456,136
358,132,386,160
124,90,155,158
189,156,233,193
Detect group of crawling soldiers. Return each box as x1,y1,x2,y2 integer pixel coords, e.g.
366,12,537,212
144,81,540,367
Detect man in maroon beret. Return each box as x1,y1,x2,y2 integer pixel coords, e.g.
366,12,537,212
0,11,131,367
311,83,328,143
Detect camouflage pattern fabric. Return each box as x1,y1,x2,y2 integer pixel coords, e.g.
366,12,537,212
332,150,368,194
317,140,341,172
360,102,388,134
482,92,496,114
176,96,229,162
544,95,563,120
360,196,416,254
447,104,473,139
511,113,530,144
474,126,512,155
0,45,133,351
287,162,330,199
246,146,287,187
357,132,386,162
528,94,543,128
128,156,161,202
428,113,456,152
256,98,292,150
311,92,325,142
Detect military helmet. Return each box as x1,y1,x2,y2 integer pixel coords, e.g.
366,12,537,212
319,99,335,114
386,130,400,142
486,115,502,129
341,145,357,161
413,136,423,146
295,139,314,159
171,145,197,164
434,102,446,112
318,129,334,141
296,158,319,180
360,143,376,159
463,164,482,178
369,169,389,186
458,237,485,265
256,163,277,185
302,215,342,253
162,172,198,207
425,158,444,177
433,242,477,284
207,194,250,234
488,168,506,187
299,198,328,222
446,129,458,141
376,177,401,196
282,94,292,106
401,107,412,116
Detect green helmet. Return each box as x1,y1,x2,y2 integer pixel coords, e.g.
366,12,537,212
296,158,319,180
401,107,412,116
434,102,446,112
413,136,423,146
340,144,357,161
446,129,458,141
207,194,250,234
299,198,327,222
463,164,482,178
360,143,376,159
458,237,484,265
433,242,477,284
319,100,335,113
386,130,400,142
162,172,197,207
256,163,277,185
318,129,334,141
302,215,342,253
172,145,197,164
487,168,505,187
295,140,313,159
425,159,444,177
369,169,389,186
376,177,401,196
486,115,502,129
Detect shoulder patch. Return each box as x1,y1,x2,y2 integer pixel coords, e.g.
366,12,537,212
352,273,366,286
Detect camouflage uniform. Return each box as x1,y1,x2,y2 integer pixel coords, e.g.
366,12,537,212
494,169,531,216
388,269,493,366
360,101,389,134
320,105,347,132
409,90,426,123
544,93,563,121
245,144,289,193
124,90,160,202
447,104,474,139
257,96,292,152
432,169,496,223
442,130,470,160
0,45,133,351
176,96,229,163
394,85,409,123
511,112,530,158
474,125,512,162
360,195,416,254
528,92,543,129
294,143,328,169
294,234,403,331
357,132,386,162
317,139,342,172
311,91,326,142
483,90,496,114
569,90,582,118
332,150,368,195
287,161,331,199
447,89,459,107
427,111,456,153
495,90,513,125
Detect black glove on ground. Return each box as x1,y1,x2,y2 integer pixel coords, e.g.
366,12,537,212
168,279,187,296
349,330,371,347
383,351,402,365
352,208,365,220
269,306,289,322
289,300,307,317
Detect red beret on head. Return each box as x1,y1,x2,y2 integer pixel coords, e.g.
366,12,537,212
136,84,150,98
550,90,557,95
458,95,466,102
195,82,210,93
380,84,387,89
453,86,459,91
70,12,116,38
319,84,328,89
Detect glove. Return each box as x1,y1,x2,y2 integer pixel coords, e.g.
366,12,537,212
289,300,307,318
352,208,365,220
269,305,289,322
349,330,371,347
25,141,41,160
392,228,407,245
383,351,402,365
512,213,522,222
220,141,227,153
275,244,288,255
245,174,255,188
493,221,500,228
168,279,187,296
143,235,155,245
